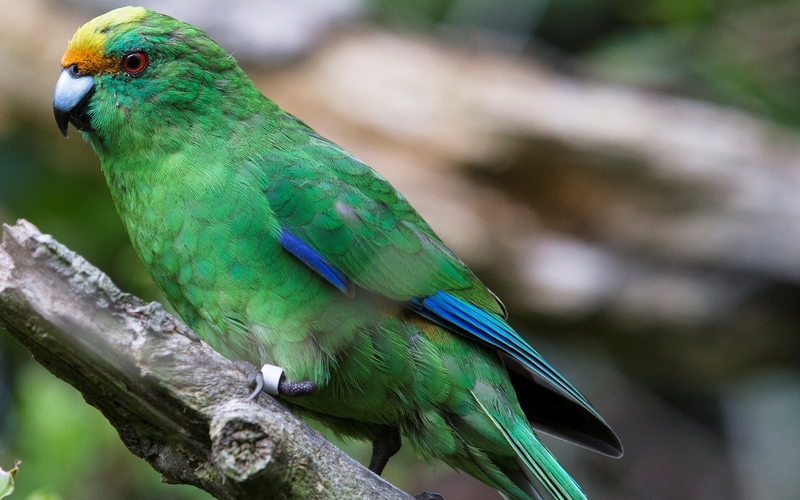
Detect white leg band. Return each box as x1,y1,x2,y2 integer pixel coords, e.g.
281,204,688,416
260,363,285,396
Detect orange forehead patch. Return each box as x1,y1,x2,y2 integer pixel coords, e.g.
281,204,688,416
62,47,118,74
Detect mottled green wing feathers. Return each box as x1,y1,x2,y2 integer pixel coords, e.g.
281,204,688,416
261,128,505,316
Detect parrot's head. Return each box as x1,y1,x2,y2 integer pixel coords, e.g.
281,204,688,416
53,7,251,149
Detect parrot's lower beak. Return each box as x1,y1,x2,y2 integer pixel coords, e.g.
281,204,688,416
53,66,95,137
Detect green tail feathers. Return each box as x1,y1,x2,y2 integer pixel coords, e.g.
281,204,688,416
472,391,587,500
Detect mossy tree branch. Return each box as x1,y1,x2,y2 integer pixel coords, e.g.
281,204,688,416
0,219,411,500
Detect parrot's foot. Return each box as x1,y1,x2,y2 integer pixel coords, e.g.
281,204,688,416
415,493,444,500
368,426,402,475
233,360,265,401
233,360,317,401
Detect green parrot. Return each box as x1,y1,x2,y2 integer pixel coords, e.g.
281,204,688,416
53,7,621,500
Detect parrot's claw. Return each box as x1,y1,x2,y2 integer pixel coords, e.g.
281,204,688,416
246,373,265,402
415,493,444,500
233,360,266,401
233,360,316,400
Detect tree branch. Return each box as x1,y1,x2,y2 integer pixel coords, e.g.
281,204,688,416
0,219,411,500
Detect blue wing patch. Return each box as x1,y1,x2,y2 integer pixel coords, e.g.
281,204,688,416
409,291,597,414
279,228,355,297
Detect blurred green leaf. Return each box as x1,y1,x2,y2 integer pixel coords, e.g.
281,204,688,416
0,461,19,499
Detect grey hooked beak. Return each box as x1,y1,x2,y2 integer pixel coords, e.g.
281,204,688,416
53,66,95,137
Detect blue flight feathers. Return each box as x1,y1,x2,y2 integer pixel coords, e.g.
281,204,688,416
409,291,596,413
279,228,354,297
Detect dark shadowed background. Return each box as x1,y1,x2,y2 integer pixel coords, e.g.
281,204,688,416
2,0,800,499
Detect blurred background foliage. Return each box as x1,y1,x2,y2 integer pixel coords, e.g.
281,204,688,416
2,0,800,499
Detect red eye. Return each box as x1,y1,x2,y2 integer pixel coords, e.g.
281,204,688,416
121,52,148,75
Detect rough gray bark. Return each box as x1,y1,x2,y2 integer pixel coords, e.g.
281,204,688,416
0,219,411,500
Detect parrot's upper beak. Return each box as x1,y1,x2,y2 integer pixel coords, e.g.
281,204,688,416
53,66,95,137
